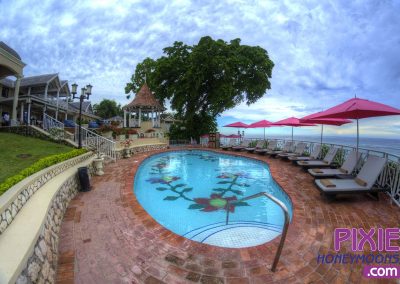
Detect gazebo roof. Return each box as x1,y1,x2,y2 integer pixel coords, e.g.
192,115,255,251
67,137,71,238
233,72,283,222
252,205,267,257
123,84,164,111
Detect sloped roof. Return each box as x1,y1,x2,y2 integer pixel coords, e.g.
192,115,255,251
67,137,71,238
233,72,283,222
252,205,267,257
20,73,58,87
69,101,92,112
0,41,22,60
0,78,14,88
106,116,124,121
123,84,164,111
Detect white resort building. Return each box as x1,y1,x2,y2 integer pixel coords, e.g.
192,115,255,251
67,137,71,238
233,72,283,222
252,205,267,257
0,42,98,127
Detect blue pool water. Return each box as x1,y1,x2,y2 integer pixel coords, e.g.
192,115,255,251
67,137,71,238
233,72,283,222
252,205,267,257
134,150,293,248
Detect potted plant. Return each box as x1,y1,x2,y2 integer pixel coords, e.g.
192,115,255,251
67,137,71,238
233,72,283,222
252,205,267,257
145,128,155,137
77,118,90,128
110,120,121,128
89,145,105,176
126,128,138,139
120,139,133,158
99,124,114,139
114,128,126,141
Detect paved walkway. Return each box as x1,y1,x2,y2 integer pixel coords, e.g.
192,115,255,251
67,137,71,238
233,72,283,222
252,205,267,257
56,148,399,284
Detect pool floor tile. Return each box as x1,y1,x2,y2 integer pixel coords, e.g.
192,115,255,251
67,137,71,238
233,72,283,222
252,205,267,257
56,148,400,283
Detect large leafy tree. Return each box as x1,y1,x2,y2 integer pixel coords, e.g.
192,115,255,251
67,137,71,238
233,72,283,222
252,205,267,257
93,99,123,119
125,36,274,139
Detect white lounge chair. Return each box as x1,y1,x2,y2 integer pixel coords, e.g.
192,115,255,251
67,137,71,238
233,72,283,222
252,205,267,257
232,140,250,151
297,147,338,167
278,142,307,158
245,140,265,152
314,155,387,198
255,140,277,154
289,144,321,161
308,151,361,178
220,140,235,150
266,141,293,156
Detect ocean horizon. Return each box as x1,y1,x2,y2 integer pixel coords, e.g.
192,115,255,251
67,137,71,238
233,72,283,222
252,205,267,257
221,134,400,156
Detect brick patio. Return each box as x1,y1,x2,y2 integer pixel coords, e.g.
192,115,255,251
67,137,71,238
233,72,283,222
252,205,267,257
56,148,399,284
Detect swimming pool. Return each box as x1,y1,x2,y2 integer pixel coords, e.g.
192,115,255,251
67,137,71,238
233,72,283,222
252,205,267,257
134,150,293,248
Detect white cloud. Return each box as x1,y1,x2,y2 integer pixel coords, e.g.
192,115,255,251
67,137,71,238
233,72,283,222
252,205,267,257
0,0,399,138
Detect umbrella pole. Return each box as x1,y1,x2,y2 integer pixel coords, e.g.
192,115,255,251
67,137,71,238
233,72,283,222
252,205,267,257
291,126,294,144
320,124,323,145
263,128,265,140
356,119,359,153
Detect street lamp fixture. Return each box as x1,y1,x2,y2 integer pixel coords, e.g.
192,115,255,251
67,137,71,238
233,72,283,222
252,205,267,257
71,83,92,148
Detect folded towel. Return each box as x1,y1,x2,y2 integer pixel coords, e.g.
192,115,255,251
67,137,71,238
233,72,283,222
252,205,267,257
311,169,324,174
355,177,367,187
320,179,336,188
339,168,348,174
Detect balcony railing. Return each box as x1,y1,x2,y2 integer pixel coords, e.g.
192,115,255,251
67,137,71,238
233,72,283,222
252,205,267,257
225,138,400,207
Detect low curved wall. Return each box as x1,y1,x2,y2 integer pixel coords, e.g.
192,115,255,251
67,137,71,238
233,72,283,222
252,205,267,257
116,143,168,159
0,152,93,234
16,172,84,283
0,152,94,283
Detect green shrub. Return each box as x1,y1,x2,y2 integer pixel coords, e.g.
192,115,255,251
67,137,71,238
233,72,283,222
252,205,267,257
321,144,329,158
0,148,87,195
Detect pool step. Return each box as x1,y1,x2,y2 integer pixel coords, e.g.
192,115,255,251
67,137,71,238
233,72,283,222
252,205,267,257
184,221,283,248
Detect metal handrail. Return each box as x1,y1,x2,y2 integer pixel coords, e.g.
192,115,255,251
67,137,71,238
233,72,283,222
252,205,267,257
226,192,290,272
43,113,65,139
75,125,116,161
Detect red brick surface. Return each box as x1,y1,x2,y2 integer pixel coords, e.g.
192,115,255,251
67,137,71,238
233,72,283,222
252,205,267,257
56,148,399,283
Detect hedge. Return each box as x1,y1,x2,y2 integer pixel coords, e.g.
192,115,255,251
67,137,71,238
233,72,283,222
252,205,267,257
0,148,87,195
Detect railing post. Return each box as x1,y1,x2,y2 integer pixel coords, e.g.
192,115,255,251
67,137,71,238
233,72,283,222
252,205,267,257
232,192,290,272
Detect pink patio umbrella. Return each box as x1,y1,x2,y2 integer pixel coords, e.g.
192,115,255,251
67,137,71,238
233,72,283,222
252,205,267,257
248,120,272,140
307,97,400,151
300,113,352,144
226,134,241,138
224,121,249,140
224,122,249,128
272,117,316,144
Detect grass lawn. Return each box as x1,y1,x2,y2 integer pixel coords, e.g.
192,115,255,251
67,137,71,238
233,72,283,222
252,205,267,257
0,132,73,183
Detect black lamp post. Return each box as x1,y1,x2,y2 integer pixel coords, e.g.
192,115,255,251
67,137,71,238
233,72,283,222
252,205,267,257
71,83,92,149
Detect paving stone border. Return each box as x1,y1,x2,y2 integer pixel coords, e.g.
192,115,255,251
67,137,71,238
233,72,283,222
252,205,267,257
0,152,94,235
57,148,400,283
15,165,94,284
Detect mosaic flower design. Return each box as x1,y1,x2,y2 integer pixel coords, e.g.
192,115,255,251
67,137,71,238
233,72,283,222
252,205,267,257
217,172,250,179
212,172,251,196
188,194,250,212
145,154,252,213
146,176,180,184
153,162,167,169
186,152,218,162
150,157,170,174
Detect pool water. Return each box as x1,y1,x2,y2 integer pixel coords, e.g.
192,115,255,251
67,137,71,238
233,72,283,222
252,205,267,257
134,150,293,248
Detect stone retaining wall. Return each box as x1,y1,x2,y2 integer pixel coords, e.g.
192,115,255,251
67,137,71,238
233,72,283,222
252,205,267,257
0,125,52,141
0,152,93,235
0,125,71,146
15,174,83,284
116,143,168,159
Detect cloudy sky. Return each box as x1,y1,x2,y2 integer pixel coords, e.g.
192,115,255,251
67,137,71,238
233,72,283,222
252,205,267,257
1,0,399,138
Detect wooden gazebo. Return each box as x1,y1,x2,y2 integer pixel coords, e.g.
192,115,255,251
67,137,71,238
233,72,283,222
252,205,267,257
122,83,164,128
